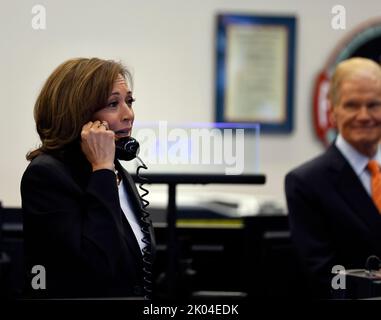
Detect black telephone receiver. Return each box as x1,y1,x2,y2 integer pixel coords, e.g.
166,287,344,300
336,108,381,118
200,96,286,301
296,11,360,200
115,137,140,161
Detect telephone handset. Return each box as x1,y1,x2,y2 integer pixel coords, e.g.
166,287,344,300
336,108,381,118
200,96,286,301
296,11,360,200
115,136,140,161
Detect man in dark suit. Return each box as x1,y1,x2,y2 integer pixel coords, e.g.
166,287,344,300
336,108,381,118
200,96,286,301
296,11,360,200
285,58,381,298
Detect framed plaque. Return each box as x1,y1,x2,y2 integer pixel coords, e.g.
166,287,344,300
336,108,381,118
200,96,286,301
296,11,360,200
215,14,297,133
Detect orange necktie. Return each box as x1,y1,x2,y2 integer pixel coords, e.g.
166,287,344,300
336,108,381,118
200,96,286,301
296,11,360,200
367,160,381,214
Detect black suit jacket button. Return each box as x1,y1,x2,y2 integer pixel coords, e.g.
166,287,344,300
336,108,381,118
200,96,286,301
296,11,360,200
133,285,143,295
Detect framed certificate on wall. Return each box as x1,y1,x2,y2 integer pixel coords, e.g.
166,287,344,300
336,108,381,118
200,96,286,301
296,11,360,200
215,14,297,133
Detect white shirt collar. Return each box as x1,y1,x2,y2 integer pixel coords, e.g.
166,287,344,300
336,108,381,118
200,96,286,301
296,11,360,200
335,134,381,175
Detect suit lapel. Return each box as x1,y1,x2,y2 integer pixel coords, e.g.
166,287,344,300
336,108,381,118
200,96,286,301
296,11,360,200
115,161,156,258
328,145,381,244
115,160,150,262
119,210,143,262
98,160,142,261
115,161,143,213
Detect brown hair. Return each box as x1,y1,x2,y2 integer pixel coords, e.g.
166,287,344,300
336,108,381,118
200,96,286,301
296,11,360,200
27,58,132,161
328,57,381,106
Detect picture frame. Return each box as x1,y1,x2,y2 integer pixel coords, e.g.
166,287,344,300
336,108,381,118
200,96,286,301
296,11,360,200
215,14,297,133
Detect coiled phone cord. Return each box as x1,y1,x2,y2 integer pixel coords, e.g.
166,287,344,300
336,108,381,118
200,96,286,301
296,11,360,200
136,156,153,300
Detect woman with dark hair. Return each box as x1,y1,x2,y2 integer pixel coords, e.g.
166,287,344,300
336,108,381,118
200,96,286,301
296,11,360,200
21,58,155,299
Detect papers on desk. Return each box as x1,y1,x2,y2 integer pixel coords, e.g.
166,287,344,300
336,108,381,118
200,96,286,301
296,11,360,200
197,193,260,217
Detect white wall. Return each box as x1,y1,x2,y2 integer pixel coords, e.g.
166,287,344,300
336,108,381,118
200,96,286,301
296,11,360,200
1,0,379,207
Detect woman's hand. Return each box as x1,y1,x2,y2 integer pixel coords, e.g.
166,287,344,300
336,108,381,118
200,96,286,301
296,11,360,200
81,121,115,172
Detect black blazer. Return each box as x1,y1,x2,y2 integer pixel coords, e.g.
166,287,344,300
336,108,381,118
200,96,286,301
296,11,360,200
21,143,155,298
285,144,381,297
